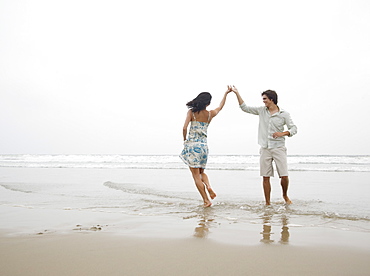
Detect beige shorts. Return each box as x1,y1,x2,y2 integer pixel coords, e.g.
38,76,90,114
260,147,288,177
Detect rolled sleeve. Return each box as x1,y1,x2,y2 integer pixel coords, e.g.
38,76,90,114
240,102,261,115
284,112,297,137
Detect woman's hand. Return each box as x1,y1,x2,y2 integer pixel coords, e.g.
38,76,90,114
231,85,239,93
226,85,233,93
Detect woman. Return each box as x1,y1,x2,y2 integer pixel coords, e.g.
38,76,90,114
180,87,231,207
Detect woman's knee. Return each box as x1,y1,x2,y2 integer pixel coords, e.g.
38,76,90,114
190,168,201,178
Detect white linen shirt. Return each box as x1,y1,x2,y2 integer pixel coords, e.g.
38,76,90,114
240,102,297,149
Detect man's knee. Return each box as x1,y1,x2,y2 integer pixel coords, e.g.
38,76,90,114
280,176,289,184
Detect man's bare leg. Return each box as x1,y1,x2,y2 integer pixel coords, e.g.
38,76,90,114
263,177,271,205
281,176,292,204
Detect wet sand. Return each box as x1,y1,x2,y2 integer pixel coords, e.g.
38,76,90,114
1,232,370,276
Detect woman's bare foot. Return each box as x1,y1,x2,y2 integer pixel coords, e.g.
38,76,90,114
203,182,217,199
203,201,212,208
283,196,292,204
208,188,217,199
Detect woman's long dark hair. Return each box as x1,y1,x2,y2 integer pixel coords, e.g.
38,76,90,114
186,92,212,113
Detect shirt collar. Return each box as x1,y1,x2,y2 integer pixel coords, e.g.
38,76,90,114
266,106,284,115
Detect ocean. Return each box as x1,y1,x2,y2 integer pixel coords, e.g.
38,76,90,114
0,154,369,172
0,154,369,245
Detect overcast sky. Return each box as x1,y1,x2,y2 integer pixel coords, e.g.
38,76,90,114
1,0,369,155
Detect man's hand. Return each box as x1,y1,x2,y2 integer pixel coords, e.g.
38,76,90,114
230,85,244,105
273,131,290,138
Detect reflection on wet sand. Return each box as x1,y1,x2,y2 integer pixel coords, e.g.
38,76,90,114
260,211,290,245
193,208,217,238
189,206,291,243
280,215,290,244
261,214,274,244
194,218,213,238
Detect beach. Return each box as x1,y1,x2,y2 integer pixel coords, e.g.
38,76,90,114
1,233,370,276
1,156,370,275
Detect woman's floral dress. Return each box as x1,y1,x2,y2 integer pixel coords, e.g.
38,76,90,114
180,112,210,169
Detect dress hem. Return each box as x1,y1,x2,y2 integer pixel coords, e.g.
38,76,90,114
179,155,206,169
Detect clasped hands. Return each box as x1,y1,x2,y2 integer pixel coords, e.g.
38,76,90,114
226,85,238,94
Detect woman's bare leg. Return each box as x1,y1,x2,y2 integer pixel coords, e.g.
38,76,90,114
190,167,212,207
200,169,216,199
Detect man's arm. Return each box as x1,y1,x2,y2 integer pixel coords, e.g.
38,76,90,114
285,112,297,137
273,112,297,138
232,85,260,115
232,85,245,105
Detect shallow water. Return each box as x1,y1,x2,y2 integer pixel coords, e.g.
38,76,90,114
1,167,369,241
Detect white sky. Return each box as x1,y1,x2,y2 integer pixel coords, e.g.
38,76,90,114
1,0,369,155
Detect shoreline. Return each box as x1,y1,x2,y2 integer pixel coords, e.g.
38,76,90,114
0,167,369,248
1,167,370,275
1,204,369,250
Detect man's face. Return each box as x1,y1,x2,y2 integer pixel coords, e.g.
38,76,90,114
262,95,273,107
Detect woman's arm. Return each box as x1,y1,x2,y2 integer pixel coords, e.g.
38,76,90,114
210,86,232,117
182,110,192,141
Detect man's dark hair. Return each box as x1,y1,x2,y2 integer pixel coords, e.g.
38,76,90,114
262,90,278,105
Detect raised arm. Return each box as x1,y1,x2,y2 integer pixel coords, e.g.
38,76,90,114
210,86,232,117
232,85,245,105
232,85,260,115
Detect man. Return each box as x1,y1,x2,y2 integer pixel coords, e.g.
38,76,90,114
231,86,297,205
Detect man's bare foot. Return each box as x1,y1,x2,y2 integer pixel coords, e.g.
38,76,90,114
204,201,212,208
283,196,292,204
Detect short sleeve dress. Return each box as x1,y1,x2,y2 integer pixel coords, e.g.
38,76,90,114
179,111,210,169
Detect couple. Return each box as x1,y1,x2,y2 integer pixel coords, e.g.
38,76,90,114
180,86,297,207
